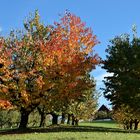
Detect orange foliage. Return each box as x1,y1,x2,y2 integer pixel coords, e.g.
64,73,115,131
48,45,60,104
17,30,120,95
0,99,12,109
0,12,100,113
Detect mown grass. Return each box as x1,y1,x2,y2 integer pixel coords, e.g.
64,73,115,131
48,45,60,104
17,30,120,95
0,121,140,140
1,132,140,140
80,120,119,128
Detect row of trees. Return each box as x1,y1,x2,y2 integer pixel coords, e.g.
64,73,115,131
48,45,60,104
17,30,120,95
103,27,140,130
0,11,100,129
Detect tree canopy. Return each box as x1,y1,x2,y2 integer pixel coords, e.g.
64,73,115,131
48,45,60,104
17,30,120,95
103,33,140,109
0,11,100,128
103,30,140,130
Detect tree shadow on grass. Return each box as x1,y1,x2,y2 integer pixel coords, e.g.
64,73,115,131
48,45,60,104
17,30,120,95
0,125,140,135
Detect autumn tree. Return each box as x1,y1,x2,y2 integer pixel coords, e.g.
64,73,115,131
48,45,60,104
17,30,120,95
0,11,54,129
113,105,140,130
68,88,97,126
0,11,100,129
36,12,100,125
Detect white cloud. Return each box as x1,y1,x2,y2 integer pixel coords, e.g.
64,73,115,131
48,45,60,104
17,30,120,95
95,72,113,82
95,72,113,87
94,71,113,107
92,67,113,107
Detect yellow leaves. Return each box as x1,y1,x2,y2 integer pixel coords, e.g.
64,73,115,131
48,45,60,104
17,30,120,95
21,90,27,97
21,90,29,103
44,57,54,67
36,76,44,89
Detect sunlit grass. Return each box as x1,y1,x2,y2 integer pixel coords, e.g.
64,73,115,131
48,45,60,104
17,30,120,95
1,132,140,140
80,120,119,128
0,121,140,140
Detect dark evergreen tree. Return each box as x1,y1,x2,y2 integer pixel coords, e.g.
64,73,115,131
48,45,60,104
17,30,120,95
103,30,140,129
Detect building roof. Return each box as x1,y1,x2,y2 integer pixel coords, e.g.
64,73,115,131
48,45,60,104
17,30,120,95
98,104,110,112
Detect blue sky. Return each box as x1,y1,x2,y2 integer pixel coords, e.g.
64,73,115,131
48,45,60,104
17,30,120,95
0,0,140,108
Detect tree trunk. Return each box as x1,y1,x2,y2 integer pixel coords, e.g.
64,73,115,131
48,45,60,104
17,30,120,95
19,108,30,129
72,114,75,125
126,125,129,130
39,112,46,127
37,107,46,127
61,113,65,124
124,120,129,130
52,113,58,125
129,120,133,130
67,114,71,125
75,119,79,126
134,119,139,130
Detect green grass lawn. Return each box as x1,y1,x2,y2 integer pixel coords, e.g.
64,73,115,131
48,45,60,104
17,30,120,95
1,132,140,140
80,120,119,128
0,121,140,140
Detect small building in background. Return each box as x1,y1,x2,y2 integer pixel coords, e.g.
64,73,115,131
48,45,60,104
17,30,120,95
98,104,110,113
94,104,112,120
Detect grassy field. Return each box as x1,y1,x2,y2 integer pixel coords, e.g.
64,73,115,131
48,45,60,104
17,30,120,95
0,121,140,140
1,132,140,140
80,120,119,128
